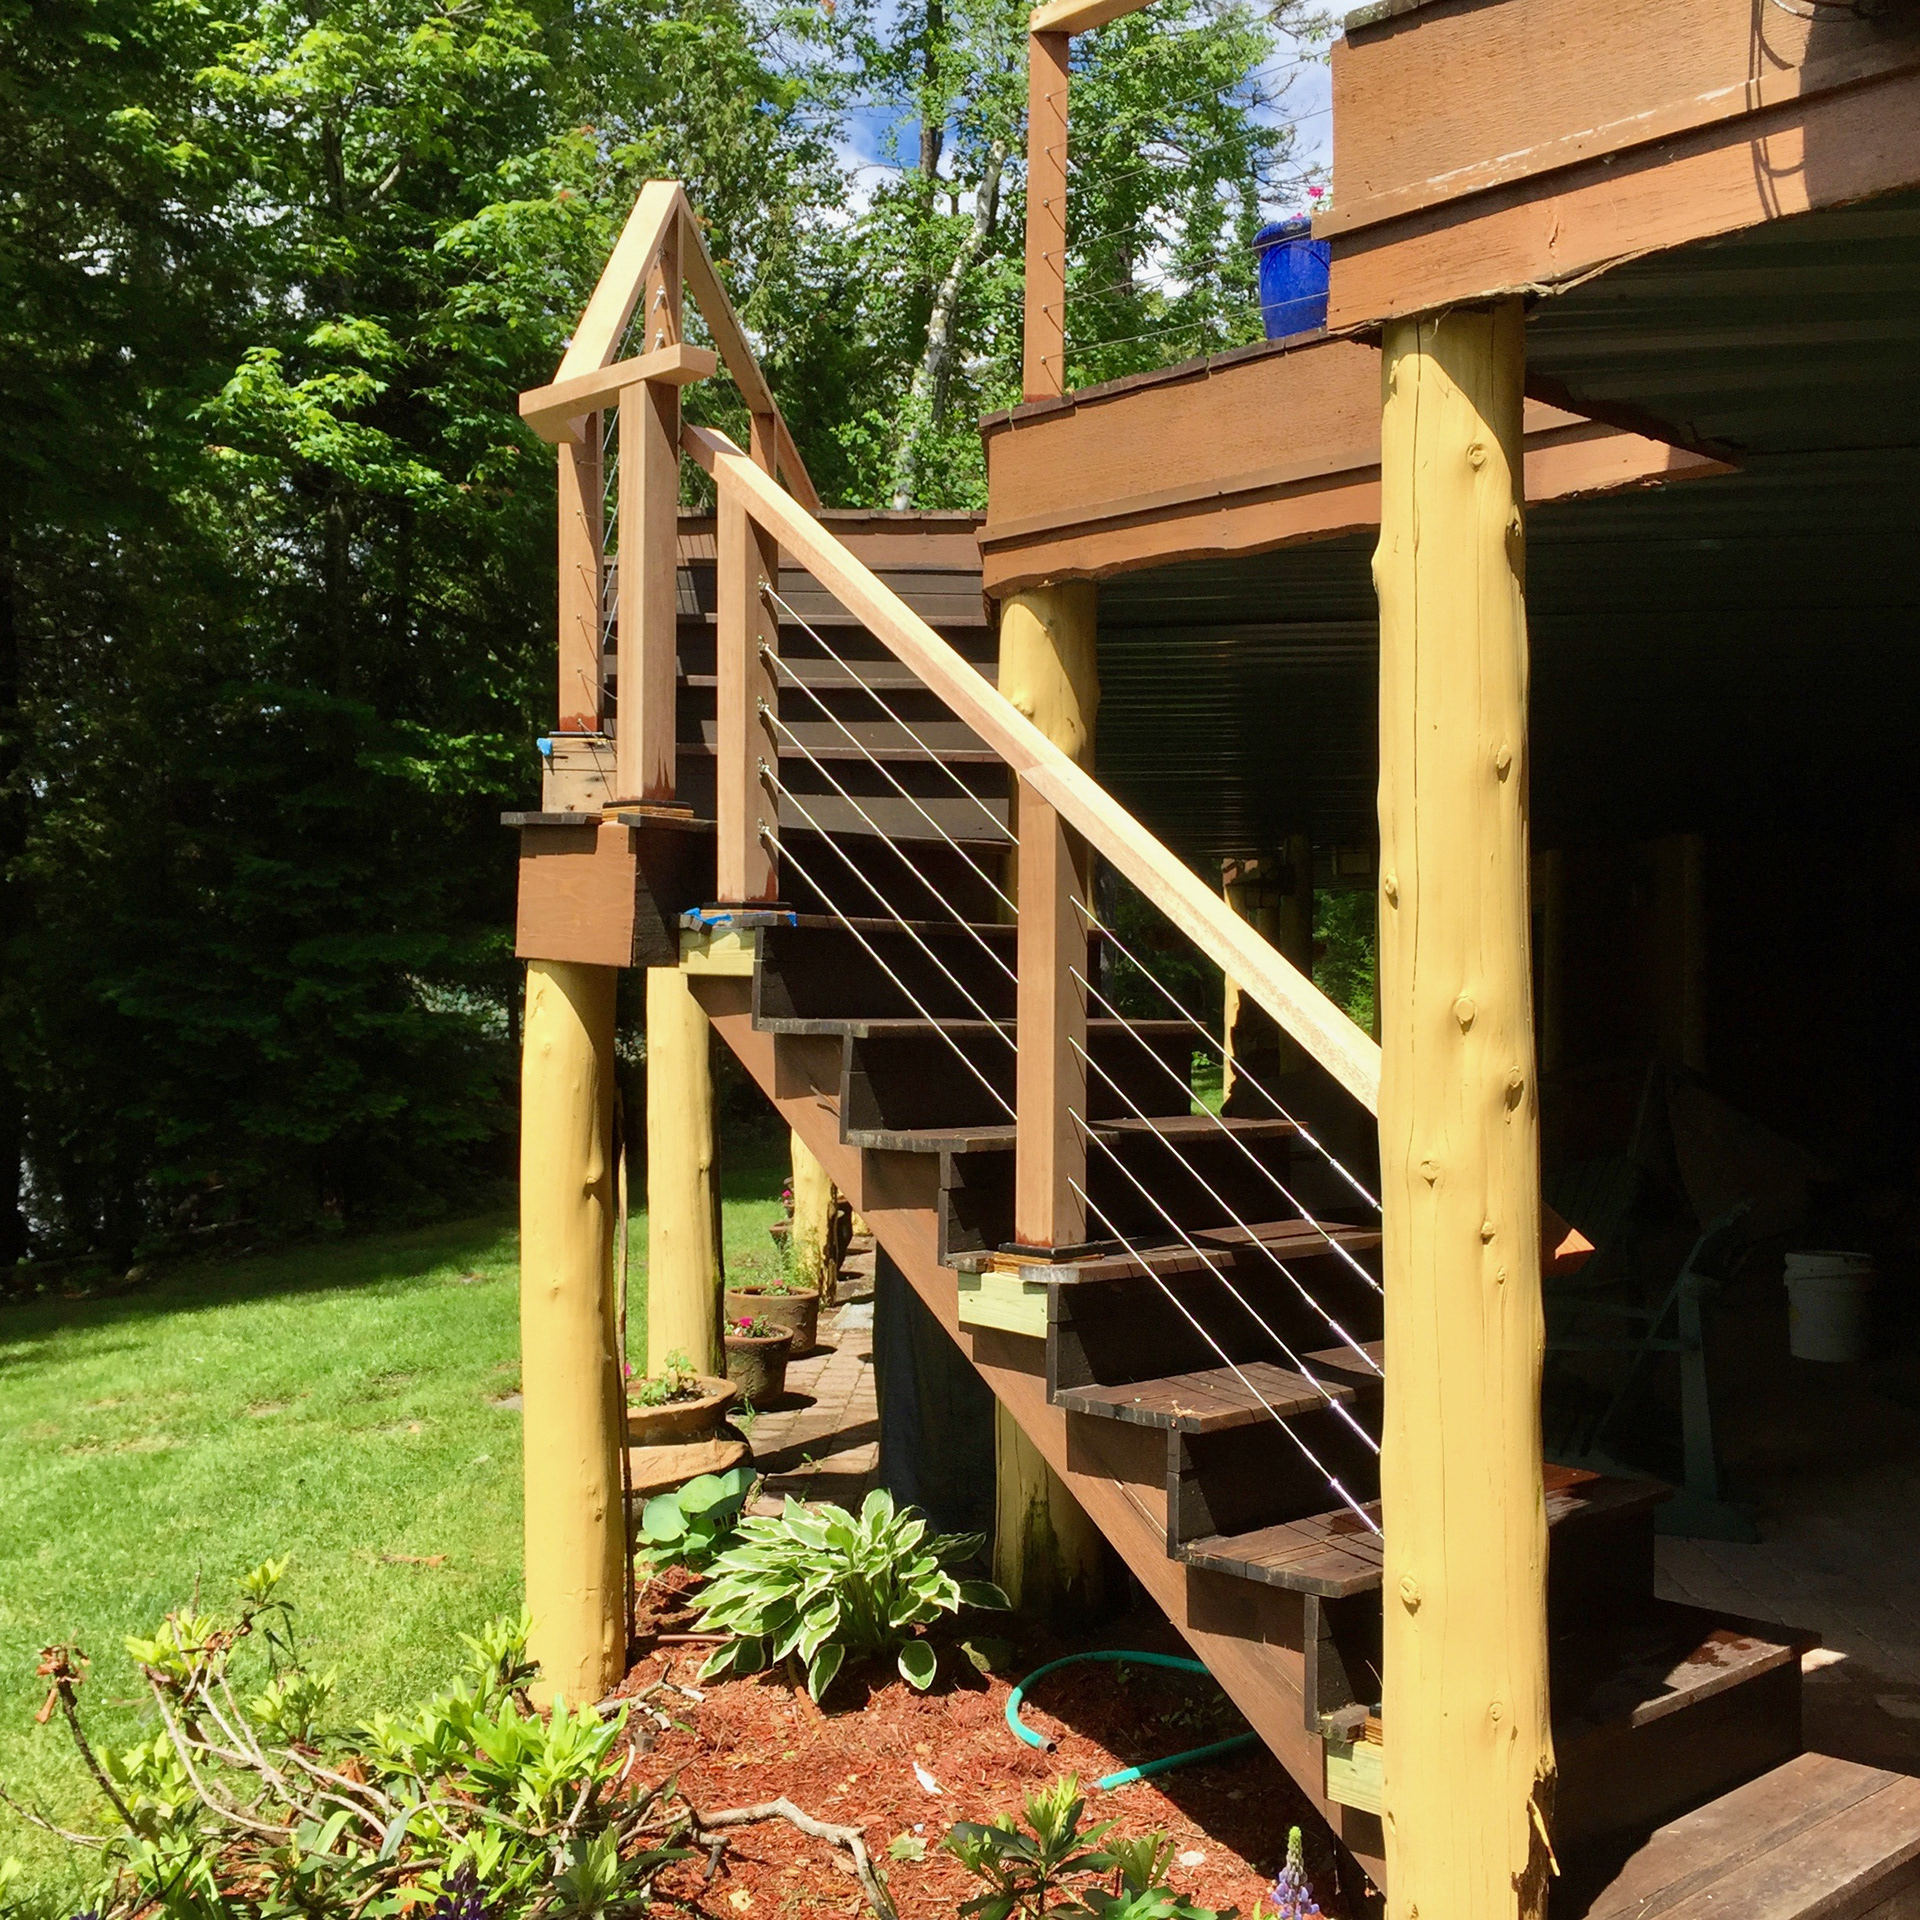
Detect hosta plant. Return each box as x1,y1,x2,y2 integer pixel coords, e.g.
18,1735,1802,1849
694,1489,1007,1701
638,1466,756,1572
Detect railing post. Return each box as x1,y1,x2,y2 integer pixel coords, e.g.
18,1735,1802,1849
556,425,603,731
1014,783,1089,1250
613,216,682,804
715,481,779,902
1023,30,1070,403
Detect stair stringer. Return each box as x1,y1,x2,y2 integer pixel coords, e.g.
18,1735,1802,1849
692,972,1390,1888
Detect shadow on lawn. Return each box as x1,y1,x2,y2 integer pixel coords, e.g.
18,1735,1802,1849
0,1212,523,1367
0,1135,792,1369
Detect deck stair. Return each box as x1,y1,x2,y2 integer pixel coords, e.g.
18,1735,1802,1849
652,489,1833,1904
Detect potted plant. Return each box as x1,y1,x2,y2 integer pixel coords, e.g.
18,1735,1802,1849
723,1315,794,1405
626,1349,737,1445
723,1274,821,1357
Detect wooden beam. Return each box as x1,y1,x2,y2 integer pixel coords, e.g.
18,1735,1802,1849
714,487,780,903
1375,298,1551,1916
1326,61,1920,328
1023,31,1071,403
519,342,716,446
688,420,1379,1108
646,964,722,1374
1324,0,1920,243
558,180,683,381
1029,0,1154,30
556,427,603,732
677,207,823,511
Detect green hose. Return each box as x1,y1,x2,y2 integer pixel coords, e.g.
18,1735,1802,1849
1004,1650,1262,1790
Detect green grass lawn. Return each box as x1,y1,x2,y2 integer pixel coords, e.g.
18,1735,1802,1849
0,1134,787,1901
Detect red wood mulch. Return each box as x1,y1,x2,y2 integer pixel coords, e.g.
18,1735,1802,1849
616,1570,1358,1918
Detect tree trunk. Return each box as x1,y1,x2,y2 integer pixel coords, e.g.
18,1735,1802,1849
890,136,1011,509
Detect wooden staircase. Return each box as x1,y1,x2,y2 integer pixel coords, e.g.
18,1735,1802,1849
512,184,1920,1916
660,508,1820,1901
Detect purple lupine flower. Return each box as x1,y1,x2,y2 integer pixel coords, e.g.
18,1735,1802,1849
1271,1827,1321,1919
430,1866,488,1920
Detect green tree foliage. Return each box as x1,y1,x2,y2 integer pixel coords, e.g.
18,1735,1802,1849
1,0,1320,1262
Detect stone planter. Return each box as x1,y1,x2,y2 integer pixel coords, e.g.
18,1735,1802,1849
625,1375,737,1446
725,1285,820,1358
724,1328,794,1406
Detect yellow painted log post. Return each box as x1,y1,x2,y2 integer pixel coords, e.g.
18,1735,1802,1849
993,579,1109,1621
789,1129,840,1297
1375,298,1553,1920
646,965,722,1375
1222,833,1312,1106
519,960,625,1706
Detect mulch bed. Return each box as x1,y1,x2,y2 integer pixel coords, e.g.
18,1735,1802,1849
616,1568,1357,1917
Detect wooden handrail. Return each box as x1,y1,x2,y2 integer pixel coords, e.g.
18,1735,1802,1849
685,420,1382,1110
520,343,717,445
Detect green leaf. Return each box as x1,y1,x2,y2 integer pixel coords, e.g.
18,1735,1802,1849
641,1495,688,1543
897,1639,937,1690
806,1641,846,1703
958,1580,1012,1611
698,1639,743,1683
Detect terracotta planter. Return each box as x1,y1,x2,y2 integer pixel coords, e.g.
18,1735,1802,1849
725,1285,820,1358
724,1328,793,1406
626,1375,737,1445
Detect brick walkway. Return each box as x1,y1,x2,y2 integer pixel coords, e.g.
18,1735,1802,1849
739,1301,878,1513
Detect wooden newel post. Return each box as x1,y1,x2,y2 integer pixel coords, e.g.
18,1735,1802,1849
1375,297,1553,1920
520,959,624,1705
556,427,604,733
613,212,681,805
715,484,780,903
1014,784,1089,1251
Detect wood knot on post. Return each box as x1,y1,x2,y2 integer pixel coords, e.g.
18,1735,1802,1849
1495,743,1513,779
1399,1574,1421,1613
1506,1067,1525,1108
1467,441,1487,469
1420,1159,1439,1185
1382,873,1399,906
1481,1219,1496,1243
1453,994,1476,1031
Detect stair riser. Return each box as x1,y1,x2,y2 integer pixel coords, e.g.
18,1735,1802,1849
843,1028,1194,1134
1169,1410,1383,1551
758,924,1018,1025
934,1129,1309,1263
780,834,1009,925
1049,1268,1385,1400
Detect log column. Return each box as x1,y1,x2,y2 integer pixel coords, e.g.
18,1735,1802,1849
646,964,723,1375
1375,299,1552,1920
994,580,1109,1622
519,959,624,1705
789,1130,843,1298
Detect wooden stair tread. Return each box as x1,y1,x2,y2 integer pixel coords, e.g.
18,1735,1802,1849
1183,1465,1673,1600
1181,1505,1387,1598
1553,1598,1814,1738
1199,1219,1384,1260
844,1113,1300,1158
753,1016,1192,1039
1572,1751,1920,1920
1056,1360,1355,1432
1101,1114,1300,1140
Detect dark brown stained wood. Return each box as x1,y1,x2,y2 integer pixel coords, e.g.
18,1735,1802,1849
684,658,998,691
514,813,714,968
1182,1504,1387,1598
1575,1752,1920,1920
1302,1340,1387,1389
1199,1219,1384,1258
1056,1359,1356,1432
1326,64,1920,329
1327,0,1920,242
980,341,1730,593
679,717,998,761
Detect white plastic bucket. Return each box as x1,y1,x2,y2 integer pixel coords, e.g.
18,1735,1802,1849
1784,1251,1876,1363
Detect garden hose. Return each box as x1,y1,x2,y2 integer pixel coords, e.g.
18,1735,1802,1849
1004,1650,1263,1790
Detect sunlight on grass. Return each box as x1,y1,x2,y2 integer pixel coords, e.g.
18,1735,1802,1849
0,1137,787,1899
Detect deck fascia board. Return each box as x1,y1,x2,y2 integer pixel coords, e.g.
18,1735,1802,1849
979,336,1731,595
1323,0,1920,325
